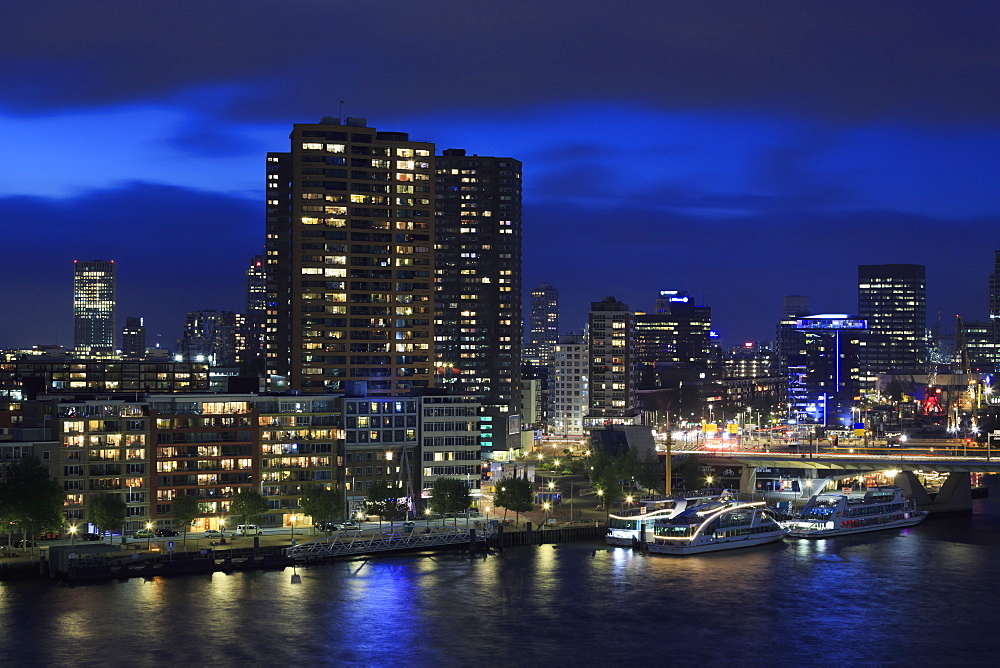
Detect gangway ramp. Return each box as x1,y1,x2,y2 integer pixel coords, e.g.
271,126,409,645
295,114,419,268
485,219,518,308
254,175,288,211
284,527,484,561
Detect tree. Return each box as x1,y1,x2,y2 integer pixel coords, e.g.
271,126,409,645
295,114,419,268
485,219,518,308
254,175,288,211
0,457,64,550
364,481,394,529
428,477,471,526
382,499,410,530
634,452,664,495
171,494,201,547
678,457,705,492
89,492,127,545
299,484,343,535
492,475,534,525
229,489,269,529
589,448,626,511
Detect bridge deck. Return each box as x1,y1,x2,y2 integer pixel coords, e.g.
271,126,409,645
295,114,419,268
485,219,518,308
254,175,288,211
680,451,1000,473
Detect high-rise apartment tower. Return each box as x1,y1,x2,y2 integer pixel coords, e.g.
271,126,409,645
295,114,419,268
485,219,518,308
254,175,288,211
434,148,522,451
526,282,559,364
265,117,436,395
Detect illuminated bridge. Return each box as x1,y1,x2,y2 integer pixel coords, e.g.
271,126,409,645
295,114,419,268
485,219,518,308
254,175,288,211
675,450,1000,514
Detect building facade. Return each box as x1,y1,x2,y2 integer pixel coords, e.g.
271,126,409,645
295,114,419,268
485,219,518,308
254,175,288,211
634,290,713,369
526,282,559,365
587,297,637,424
121,317,146,361
858,264,927,374
549,333,588,436
265,117,436,396
787,315,868,427
433,148,522,452
73,260,116,359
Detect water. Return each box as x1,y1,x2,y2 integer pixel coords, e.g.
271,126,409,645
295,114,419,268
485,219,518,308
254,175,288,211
4,493,1000,667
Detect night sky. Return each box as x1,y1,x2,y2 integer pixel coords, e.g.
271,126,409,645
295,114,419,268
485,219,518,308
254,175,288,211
2,1,998,350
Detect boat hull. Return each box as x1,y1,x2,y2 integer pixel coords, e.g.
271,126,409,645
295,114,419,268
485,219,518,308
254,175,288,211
784,512,928,538
647,530,788,555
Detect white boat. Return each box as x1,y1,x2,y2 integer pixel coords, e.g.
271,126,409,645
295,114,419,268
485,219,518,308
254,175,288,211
647,500,788,555
605,493,724,547
782,486,928,538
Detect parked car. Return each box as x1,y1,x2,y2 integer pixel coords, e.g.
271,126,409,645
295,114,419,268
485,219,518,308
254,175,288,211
155,529,179,537
14,539,33,548
132,529,155,539
314,521,336,532
81,532,102,541
341,520,360,529
203,529,222,539
236,524,262,536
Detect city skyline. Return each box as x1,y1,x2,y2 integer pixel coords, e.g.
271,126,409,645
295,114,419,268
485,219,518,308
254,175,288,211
2,2,999,348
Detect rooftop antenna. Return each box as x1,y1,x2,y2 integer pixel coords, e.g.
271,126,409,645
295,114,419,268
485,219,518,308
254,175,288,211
340,100,345,123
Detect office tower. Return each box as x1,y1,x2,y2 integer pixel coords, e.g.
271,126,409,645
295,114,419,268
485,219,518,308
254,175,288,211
781,295,811,320
634,290,713,368
240,254,267,372
858,264,927,373
265,117,435,395
787,315,868,427
121,317,146,360
990,250,1000,320
526,283,559,364
776,295,811,411
586,297,637,423
177,310,240,366
73,260,116,358
434,148,522,451
549,333,589,436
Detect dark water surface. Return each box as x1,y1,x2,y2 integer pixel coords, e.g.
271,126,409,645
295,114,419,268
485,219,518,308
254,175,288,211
4,492,1000,667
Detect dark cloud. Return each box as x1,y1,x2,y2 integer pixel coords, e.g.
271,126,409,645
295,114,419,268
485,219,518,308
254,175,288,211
523,200,999,344
2,1,999,126
0,183,260,347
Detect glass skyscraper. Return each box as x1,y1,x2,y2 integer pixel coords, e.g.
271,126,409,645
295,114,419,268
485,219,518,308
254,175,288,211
73,260,116,358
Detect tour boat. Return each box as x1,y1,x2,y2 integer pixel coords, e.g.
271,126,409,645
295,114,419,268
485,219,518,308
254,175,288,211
606,493,726,547
782,486,928,538
647,499,788,555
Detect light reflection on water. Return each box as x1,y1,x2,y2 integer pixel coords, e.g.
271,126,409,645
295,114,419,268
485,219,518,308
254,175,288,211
3,499,1000,667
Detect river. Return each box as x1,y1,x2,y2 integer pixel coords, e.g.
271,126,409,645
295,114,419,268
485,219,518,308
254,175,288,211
3,488,1000,666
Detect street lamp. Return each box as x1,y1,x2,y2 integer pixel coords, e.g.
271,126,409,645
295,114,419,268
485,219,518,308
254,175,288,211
543,502,550,527
69,524,78,546
146,521,154,550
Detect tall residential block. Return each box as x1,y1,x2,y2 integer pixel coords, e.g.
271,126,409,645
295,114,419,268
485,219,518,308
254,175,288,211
586,297,637,424
858,264,927,374
265,117,435,395
433,148,522,451
177,310,240,366
549,333,588,436
526,282,559,364
990,250,1000,320
73,260,116,358
121,317,146,360
241,254,267,372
